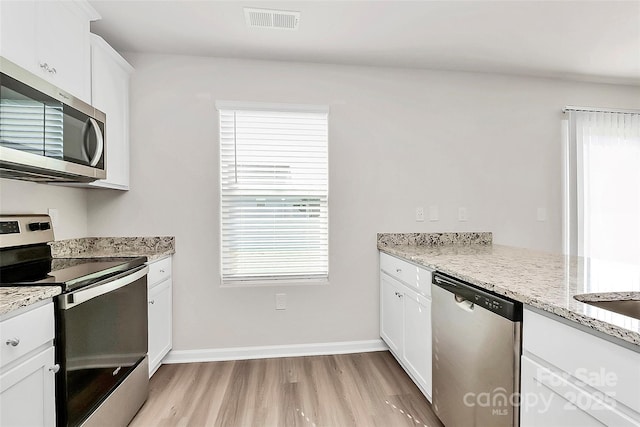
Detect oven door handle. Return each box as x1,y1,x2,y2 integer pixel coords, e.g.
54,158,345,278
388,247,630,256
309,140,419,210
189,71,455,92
59,265,149,310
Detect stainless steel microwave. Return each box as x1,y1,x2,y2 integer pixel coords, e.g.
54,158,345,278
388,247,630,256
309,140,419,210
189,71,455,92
0,57,106,182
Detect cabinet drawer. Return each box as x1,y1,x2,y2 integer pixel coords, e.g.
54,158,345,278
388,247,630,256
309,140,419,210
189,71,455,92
523,309,640,414
380,252,432,296
0,303,54,367
147,257,172,288
521,355,639,427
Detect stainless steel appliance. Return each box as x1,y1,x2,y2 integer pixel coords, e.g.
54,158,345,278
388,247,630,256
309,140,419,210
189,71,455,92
0,57,106,182
432,272,522,427
0,215,148,426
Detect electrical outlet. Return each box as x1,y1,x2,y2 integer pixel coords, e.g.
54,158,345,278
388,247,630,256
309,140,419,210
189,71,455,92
416,207,425,222
275,293,286,310
429,206,439,221
458,207,468,222
537,207,547,222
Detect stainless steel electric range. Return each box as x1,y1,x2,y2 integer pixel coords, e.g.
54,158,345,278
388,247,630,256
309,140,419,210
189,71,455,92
0,214,149,426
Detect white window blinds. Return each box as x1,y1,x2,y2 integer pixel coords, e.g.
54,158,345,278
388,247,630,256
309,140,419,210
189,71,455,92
218,103,329,284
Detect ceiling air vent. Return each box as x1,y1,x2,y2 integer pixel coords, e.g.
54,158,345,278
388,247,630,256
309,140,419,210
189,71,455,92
244,8,300,30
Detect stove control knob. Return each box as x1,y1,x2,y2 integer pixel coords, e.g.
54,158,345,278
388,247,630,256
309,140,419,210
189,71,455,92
39,222,51,230
28,222,41,231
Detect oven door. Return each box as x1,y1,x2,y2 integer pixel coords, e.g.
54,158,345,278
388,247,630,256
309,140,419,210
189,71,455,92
55,265,148,427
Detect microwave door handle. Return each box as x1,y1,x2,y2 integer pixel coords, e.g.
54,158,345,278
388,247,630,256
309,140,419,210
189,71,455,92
59,266,149,310
86,118,104,167
81,119,91,160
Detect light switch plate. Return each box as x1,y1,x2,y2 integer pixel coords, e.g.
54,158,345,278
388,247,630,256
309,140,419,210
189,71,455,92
416,207,425,222
275,293,286,310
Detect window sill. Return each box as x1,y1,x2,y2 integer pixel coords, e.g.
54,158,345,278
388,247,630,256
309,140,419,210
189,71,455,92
220,277,329,288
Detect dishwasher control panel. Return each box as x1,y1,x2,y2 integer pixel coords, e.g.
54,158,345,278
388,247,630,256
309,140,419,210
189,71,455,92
475,294,504,311
433,272,523,321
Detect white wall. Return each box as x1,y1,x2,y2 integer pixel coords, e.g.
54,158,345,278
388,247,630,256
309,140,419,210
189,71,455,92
87,53,640,351
0,179,88,240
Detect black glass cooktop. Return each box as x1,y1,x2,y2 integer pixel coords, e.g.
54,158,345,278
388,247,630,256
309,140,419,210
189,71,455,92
0,256,147,292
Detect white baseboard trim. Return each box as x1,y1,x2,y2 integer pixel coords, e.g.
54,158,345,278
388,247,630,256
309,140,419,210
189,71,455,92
163,339,389,364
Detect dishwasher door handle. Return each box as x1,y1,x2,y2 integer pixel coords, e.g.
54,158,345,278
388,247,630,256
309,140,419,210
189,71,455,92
434,276,457,287
454,295,474,312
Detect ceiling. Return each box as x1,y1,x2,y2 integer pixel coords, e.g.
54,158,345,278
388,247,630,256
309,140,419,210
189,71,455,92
89,0,640,84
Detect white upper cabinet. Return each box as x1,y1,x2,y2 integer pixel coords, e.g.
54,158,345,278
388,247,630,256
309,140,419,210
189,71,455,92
0,0,99,103
35,1,96,102
0,1,37,73
89,34,134,190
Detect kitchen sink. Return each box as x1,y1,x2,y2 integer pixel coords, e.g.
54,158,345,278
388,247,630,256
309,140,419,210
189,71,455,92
574,293,640,320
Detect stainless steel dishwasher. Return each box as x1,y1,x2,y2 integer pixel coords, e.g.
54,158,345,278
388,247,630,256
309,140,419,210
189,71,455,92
432,272,523,427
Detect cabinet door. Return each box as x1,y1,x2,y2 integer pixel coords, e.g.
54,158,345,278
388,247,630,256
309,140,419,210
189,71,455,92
521,355,639,427
380,272,404,356
0,0,37,72
403,289,432,399
35,1,91,101
89,35,133,190
148,278,172,376
0,346,56,427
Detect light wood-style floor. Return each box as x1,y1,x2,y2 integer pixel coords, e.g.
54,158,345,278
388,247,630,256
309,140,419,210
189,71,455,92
130,351,443,427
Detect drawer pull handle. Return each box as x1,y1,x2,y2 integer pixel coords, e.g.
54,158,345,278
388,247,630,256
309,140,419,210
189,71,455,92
149,300,155,305
394,292,403,298
396,268,402,273
49,364,60,374
5,337,20,347
159,269,165,273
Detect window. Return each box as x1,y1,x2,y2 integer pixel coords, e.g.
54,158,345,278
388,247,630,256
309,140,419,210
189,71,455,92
217,102,329,285
563,108,640,264
563,107,640,309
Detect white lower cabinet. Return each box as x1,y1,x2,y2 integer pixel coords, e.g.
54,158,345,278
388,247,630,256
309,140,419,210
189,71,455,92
521,308,640,426
0,301,56,427
402,288,432,393
380,273,404,355
521,355,636,427
379,253,433,401
0,347,55,427
147,257,173,377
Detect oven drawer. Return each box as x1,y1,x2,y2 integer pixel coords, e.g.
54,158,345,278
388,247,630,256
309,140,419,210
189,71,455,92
147,257,171,287
1,302,54,367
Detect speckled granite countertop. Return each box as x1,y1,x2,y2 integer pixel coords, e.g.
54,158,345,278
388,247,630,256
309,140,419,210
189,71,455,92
1,237,175,316
378,233,640,347
50,236,175,262
0,287,61,316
